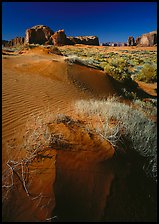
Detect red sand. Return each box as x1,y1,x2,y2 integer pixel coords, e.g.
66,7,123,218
2,46,157,222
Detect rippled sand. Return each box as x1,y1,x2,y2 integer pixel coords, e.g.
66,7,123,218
2,48,116,157
2,47,156,222
2,48,117,221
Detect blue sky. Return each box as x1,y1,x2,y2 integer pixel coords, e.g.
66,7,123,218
2,2,157,43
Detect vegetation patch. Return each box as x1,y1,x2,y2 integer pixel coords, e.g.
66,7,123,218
74,96,157,182
136,64,157,83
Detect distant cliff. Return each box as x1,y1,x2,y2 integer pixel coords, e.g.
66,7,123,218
3,24,99,47
2,37,24,47
67,36,99,46
137,31,157,46
128,31,157,46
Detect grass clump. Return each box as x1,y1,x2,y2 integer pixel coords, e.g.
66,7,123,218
74,97,157,181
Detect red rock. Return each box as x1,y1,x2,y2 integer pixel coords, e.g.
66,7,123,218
136,37,141,45
25,25,54,45
67,36,99,46
127,36,135,46
4,24,100,47
3,37,24,47
50,30,67,46
139,31,157,46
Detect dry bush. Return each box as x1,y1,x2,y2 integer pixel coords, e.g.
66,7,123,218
133,99,157,118
2,111,65,221
64,55,103,70
49,46,63,55
2,111,56,201
74,96,157,181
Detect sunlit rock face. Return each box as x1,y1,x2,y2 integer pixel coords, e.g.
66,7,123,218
25,25,54,45
67,36,99,46
3,24,100,47
135,36,141,45
50,29,67,46
139,31,157,46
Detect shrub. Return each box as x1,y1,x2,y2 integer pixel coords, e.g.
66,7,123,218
49,46,63,55
103,57,132,83
120,88,138,100
74,97,157,181
2,111,61,205
133,99,157,118
64,55,103,70
136,64,157,83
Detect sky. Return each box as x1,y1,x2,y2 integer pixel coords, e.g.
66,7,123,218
2,2,157,43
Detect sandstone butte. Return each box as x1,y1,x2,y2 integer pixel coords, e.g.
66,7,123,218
3,25,157,47
128,30,157,46
3,25,100,47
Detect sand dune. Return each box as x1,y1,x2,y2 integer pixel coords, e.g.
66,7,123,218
2,49,117,154
67,63,116,97
2,47,156,222
2,47,118,221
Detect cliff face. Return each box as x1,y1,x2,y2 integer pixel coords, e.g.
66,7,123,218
25,25,54,45
3,24,100,47
139,31,157,46
67,36,99,46
128,31,157,47
135,37,141,45
50,30,67,46
24,25,99,46
3,37,24,47
5,25,156,48
127,36,135,46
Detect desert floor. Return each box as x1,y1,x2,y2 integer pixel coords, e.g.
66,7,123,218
2,46,157,222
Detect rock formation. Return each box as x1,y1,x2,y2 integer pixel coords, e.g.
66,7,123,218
2,37,24,47
11,37,24,46
128,36,135,46
139,31,157,46
67,37,82,45
67,36,99,46
50,29,67,46
2,40,9,47
135,37,141,45
3,24,100,47
25,25,54,45
129,31,157,47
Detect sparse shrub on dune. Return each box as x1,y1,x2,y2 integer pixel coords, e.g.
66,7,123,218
2,111,64,222
74,97,157,181
2,112,57,202
48,46,63,55
133,99,157,118
136,64,157,83
64,55,103,70
23,44,39,50
120,87,142,100
103,57,132,83
60,46,157,85
22,114,53,156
